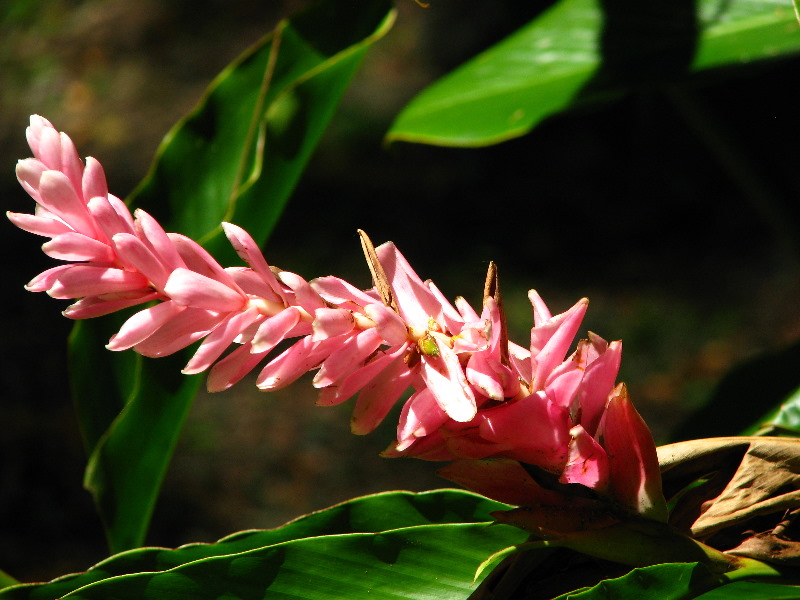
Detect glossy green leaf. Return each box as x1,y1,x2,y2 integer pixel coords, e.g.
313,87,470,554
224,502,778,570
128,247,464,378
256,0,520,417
550,562,720,600
386,0,800,147
0,572,18,592
745,384,800,436
69,525,526,600
0,491,524,600
1,490,509,600
694,581,800,599
70,0,396,554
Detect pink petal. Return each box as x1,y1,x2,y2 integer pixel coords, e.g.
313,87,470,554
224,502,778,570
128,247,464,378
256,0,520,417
133,210,185,272
34,124,62,169
419,339,477,422
317,342,409,407
88,196,133,240
256,336,341,391
350,353,415,435
207,343,269,392
425,281,466,333
251,306,303,354
226,267,282,303
578,340,622,436
26,116,55,159
58,131,84,194
107,195,136,231
163,268,246,312
396,388,450,451
597,383,667,521
42,232,114,262
508,341,533,384
37,171,96,236
63,291,159,319
47,266,149,298
167,233,238,285
465,352,506,401
528,289,552,326
278,271,325,313
559,425,609,491
455,296,480,322
531,298,588,390
183,306,263,374
375,241,444,328
112,233,172,291
313,328,383,388
133,307,223,358
544,349,586,410
7,211,72,237
478,392,571,471
25,264,74,292
82,157,108,203
310,276,378,307
312,307,355,341
106,301,186,351
222,222,287,302
364,303,408,346
16,158,47,201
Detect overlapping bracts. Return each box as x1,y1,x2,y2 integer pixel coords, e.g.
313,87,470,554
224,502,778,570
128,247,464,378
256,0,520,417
9,116,667,530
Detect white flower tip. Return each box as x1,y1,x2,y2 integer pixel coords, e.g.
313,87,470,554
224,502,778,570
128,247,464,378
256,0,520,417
446,400,477,423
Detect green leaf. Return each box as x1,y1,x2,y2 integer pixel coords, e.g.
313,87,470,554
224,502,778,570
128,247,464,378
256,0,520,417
71,0,396,554
386,0,800,147
0,572,19,592
694,581,800,599
0,490,520,600
550,562,721,600
744,384,800,436
671,339,800,440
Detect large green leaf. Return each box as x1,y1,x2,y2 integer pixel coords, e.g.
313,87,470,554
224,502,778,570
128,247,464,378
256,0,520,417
0,490,522,600
386,0,800,147
70,0,396,554
550,562,719,600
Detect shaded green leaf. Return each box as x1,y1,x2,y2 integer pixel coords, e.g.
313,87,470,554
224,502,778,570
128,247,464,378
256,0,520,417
386,0,800,147
0,572,19,592
1,490,509,600
71,0,396,554
672,339,800,441
550,562,720,600
694,581,800,599
745,384,800,436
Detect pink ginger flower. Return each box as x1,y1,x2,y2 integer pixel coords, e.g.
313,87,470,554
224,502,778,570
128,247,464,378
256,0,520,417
9,116,511,433
386,291,668,529
11,117,667,532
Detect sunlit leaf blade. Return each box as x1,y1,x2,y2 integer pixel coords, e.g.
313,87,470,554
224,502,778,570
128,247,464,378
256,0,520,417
71,0,396,555
1,490,509,600
0,491,525,600
73,525,527,600
386,0,800,147
549,562,719,600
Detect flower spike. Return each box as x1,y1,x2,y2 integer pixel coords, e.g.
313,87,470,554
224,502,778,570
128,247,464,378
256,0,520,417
10,116,668,533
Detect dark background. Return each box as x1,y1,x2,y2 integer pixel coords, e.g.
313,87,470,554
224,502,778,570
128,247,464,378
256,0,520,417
2,0,799,582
